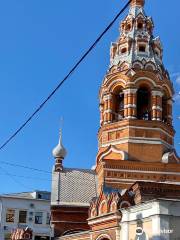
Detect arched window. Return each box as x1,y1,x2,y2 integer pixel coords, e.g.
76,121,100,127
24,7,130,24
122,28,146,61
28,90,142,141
121,47,127,54
113,90,124,122
137,87,151,120
99,200,108,215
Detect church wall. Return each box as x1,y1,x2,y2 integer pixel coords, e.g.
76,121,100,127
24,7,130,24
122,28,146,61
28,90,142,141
128,220,152,240
51,206,89,237
120,199,180,239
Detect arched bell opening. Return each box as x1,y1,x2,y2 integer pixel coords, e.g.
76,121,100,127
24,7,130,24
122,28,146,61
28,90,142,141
162,92,168,123
112,86,124,122
162,88,172,125
137,87,151,120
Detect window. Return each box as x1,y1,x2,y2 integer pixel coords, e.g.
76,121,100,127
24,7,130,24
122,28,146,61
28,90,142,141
6,209,15,223
46,212,50,225
4,233,11,240
35,212,43,224
137,22,143,29
137,87,151,120
113,91,124,122
127,24,131,31
154,49,160,58
139,45,146,52
19,210,27,223
121,48,127,54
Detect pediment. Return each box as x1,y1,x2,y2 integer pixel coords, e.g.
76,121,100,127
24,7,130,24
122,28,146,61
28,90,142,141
97,145,128,163
162,151,180,164
125,68,136,77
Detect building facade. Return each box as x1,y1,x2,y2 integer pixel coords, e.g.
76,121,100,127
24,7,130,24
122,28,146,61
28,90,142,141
51,0,180,239
0,191,51,240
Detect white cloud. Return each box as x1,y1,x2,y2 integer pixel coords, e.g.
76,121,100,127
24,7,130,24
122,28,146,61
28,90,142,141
170,72,180,85
174,93,180,104
176,76,180,85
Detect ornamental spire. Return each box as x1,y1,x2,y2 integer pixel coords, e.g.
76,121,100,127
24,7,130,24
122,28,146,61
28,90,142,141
52,128,67,171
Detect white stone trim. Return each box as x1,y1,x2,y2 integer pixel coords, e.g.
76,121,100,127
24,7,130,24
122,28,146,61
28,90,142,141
134,77,161,88
151,90,163,97
103,109,113,114
162,152,180,163
99,145,128,162
152,105,162,111
124,104,136,109
103,94,113,101
125,116,136,119
89,215,121,226
123,88,137,94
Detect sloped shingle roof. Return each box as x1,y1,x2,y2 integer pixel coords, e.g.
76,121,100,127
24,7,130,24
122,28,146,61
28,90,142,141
51,168,97,206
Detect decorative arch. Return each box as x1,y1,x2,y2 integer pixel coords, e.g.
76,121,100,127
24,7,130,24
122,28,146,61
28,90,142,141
111,84,124,121
91,207,97,218
97,145,128,163
119,61,129,71
96,234,112,240
110,201,117,212
109,79,126,93
133,61,143,70
145,62,156,71
134,77,157,89
120,200,131,209
162,84,173,98
99,199,108,215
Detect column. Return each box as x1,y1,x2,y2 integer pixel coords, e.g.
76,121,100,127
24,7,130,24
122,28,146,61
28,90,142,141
123,88,137,119
103,94,113,124
99,103,104,126
167,99,173,125
151,90,163,121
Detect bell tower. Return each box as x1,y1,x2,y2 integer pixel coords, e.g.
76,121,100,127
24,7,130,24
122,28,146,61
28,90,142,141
96,0,180,191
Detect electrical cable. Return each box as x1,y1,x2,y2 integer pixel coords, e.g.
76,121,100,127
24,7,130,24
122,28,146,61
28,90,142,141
0,0,132,187
0,0,131,152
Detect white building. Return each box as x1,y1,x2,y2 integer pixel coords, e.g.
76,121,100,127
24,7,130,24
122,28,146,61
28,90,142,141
0,190,51,240
120,198,180,239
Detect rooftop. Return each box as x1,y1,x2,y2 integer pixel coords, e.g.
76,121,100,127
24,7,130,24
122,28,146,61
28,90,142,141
0,190,51,201
51,168,97,206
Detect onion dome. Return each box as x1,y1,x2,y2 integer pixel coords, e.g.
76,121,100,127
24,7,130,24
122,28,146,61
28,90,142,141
52,129,67,159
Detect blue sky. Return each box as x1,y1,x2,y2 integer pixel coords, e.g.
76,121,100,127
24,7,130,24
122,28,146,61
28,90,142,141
0,0,179,193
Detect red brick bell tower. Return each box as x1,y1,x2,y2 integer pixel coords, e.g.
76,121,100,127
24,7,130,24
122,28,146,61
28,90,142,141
96,0,180,191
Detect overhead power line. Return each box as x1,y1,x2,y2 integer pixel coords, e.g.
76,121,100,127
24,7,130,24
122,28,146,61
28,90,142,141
0,166,31,190
0,161,51,174
0,1,132,188
0,0,132,152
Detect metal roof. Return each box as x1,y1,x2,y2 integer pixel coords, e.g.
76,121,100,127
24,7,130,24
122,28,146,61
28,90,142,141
51,168,97,206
